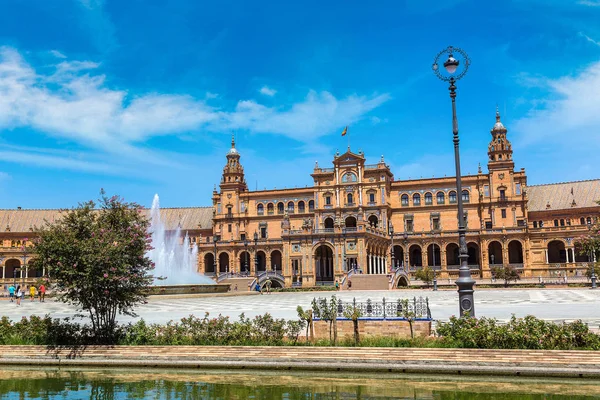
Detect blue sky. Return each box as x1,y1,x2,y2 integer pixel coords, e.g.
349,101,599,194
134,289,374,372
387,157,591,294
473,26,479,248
1,0,600,209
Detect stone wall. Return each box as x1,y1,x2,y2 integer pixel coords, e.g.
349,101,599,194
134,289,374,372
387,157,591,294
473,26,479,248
346,274,389,290
312,319,431,340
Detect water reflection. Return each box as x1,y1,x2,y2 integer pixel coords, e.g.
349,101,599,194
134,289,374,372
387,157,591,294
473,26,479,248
0,368,599,399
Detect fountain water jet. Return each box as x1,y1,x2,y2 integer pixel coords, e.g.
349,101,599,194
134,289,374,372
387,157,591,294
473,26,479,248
147,194,215,285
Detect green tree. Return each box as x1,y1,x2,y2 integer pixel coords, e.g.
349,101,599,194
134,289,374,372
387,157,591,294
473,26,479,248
576,225,600,282
491,265,520,287
33,191,154,343
342,302,363,345
415,266,434,288
397,299,416,339
296,305,313,343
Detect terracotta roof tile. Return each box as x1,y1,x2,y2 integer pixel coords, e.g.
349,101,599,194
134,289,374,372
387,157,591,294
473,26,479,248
527,179,600,212
0,207,213,233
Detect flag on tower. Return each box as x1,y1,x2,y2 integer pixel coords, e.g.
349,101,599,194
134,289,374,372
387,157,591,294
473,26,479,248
341,126,348,136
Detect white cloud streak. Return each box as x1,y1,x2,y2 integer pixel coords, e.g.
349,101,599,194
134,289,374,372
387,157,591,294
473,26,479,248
579,32,600,47
0,47,390,154
512,60,600,148
259,86,277,96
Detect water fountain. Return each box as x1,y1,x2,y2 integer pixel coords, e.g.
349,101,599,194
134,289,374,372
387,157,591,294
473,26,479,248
147,194,229,294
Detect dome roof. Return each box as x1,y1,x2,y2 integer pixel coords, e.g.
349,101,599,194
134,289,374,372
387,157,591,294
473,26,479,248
227,147,239,156
491,109,507,133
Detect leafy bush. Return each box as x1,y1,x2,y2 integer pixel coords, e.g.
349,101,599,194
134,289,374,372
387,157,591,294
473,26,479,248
436,315,600,350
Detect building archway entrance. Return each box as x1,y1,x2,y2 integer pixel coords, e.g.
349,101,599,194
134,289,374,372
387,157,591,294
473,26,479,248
238,251,251,274
508,241,524,264
5,259,21,281
409,245,422,267
345,216,357,228
488,241,503,266
446,243,459,267
547,241,566,263
204,253,215,274
256,251,267,272
218,252,230,273
368,215,379,228
467,243,480,266
270,250,282,272
392,245,404,269
324,218,334,229
315,245,334,284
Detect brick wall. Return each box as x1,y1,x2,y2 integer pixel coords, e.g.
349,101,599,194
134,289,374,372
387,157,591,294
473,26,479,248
346,274,389,290
312,319,431,340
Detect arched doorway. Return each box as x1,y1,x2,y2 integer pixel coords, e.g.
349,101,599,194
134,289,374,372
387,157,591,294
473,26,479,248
547,240,566,263
256,251,267,272
427,244,441,267
218,252,230,273
238,251,251,274
270,250,282,272
345,216,357,228
488,241,503,266
315,244,334,283
5,259,21,280
324,217,334,229
446,243,459,267
467,242,480,266
409,245,422,267
508,240,524,264
397,276,409,287
392,245,404,269
368,215,379,228
204,253,215,273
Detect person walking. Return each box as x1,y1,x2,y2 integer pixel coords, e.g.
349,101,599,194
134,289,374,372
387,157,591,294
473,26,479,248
29,285,36,301
15,285,22,306
335,280,340,291
255,282,262,294
39,283,46,302
8,284,15,302
265,278,272,294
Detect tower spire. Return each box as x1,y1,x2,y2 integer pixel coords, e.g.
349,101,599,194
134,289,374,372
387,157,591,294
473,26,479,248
231,132,235,148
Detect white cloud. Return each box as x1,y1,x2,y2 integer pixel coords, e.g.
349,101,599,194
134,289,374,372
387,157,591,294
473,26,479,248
579,33,600,47
578,0,600,6
0,47,390,152
49,50,67,59
512,60,600,148
205,91,219,99
0,171,10,181
259,86,277,96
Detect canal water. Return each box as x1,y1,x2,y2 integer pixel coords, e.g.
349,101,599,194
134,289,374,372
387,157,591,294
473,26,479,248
0,367,599,399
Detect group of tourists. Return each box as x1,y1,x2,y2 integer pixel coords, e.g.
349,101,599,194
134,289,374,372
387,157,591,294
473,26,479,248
7,283,46,305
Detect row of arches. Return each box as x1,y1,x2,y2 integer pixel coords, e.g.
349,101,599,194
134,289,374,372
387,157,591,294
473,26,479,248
389,240,524,268
204,250,283,274
0,259,44,279
400,190,470,207
257,200,314,215
322,215,379,229
547,240,594,263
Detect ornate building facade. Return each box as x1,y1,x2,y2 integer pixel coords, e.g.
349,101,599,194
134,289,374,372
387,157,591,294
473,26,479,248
0,112,599,287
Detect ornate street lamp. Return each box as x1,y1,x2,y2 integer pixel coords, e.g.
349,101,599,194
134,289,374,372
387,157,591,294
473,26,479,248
433,46,475,317
389,222,395,272
587,221,597,289
253,231,259,278
213,235,218,274
244,237,249,275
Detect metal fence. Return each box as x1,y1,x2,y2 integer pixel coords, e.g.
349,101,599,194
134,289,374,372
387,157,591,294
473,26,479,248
313,296,432,321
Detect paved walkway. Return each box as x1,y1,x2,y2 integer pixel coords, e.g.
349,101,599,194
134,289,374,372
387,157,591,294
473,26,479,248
1,345,600,378
1,288,599,326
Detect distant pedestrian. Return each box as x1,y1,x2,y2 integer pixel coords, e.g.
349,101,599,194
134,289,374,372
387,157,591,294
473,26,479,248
335,280,340,291
15,285,22,306
265,278,272,294
348,280,352,290
234,284,238,291
255,282,262,294
8,284,15,302
29,285,36,301
39,284,46,302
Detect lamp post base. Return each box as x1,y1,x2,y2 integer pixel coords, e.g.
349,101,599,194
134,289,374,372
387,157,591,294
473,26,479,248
591,274,597,289
456,269,476,317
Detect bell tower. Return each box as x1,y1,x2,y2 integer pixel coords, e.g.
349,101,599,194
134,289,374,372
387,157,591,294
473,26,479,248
487,108,514,171
220,134,247,192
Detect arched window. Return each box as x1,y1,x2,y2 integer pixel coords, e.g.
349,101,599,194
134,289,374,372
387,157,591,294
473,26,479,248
298,201,305,213
287,201,294,213
347,193,354,205
449,191,457,203
424,192,433,205
413,193,421,206
462,190,470,203
277,202,284,214
580,217,586,225
308,200,315,211
436,192,445,204
267,203,274,214
587,217,592,225
341,172,357,183
553,219,559,227
401,194,409,206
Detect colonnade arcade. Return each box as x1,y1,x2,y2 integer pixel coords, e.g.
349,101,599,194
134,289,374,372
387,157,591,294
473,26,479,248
202,248,283,275
0,257,44,281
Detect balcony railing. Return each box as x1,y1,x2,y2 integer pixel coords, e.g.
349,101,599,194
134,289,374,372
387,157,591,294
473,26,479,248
314,228,335,234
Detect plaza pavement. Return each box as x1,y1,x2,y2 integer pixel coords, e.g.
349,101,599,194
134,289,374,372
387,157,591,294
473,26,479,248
1,288,599,327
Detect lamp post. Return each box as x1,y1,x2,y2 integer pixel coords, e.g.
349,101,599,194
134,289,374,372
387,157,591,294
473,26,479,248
253,231,259,278
587,221,597,289
389,223,395,272
403,231,409,272
244,237,249,275
433,46,475,317
213,235,218,274
432,243,438,291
